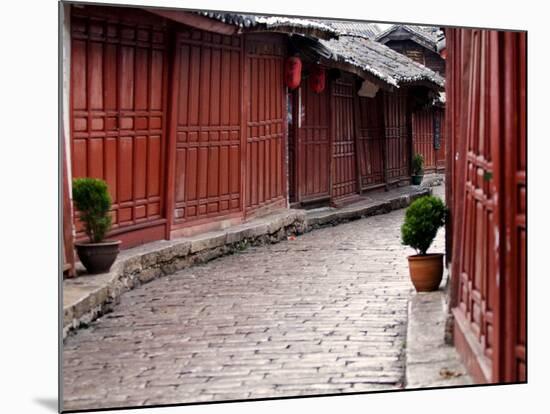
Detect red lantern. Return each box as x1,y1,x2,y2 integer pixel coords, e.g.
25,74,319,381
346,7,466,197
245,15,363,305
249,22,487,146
285,56,302,90
309,65,326,94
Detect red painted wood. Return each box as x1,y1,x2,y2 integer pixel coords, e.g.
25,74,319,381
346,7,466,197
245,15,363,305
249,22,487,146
357,93,386,190
502,30,527,383
331,74,359,200
245,34,287,214
70,6,168,247
63,126,76,278
171,28,243,226
412,108,436,171
383,89,410,184
412,107,446,173
435,108,446,171
446,28,526,384
293,72,331,203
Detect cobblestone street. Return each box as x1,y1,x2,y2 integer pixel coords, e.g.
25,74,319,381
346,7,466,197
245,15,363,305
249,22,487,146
63,187,445,411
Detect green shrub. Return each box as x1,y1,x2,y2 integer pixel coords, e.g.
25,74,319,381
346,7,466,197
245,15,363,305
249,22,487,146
401,195,447,255
412,153,425,175
72,178,113,243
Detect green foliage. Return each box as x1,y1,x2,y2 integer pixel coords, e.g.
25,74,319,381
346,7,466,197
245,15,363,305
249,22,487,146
72,178,113,243
401,195,447,255
412,153,425,175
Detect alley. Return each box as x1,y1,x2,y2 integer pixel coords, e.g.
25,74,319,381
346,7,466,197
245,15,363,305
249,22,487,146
63,187,445,411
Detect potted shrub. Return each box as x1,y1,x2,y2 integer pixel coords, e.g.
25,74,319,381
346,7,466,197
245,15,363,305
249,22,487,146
72,178,121,274
401,195,447,292
411,153,424,185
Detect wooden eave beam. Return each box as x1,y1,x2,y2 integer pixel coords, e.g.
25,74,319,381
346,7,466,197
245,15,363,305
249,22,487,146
318,57,395,92
144,8,238,35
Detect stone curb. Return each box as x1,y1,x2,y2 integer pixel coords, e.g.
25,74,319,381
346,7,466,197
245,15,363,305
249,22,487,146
405,288,473,389
63,210,307,339
63,185,436,340
305,187,432,230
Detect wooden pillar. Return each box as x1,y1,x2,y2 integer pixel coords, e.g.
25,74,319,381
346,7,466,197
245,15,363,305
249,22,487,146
62,126,76,278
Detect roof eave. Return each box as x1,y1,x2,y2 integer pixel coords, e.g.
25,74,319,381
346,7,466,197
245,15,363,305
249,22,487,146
144,8,238,35
400,78,445,92
318,56,397,91
245,25,337,40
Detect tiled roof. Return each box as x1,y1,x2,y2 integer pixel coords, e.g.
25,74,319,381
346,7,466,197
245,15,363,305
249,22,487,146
197,12,339,39
375,24,442,51
319,20,381,38
319,35,445,89
195,13,443,90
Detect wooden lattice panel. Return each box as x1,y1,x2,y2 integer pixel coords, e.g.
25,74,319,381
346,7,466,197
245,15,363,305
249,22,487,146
412,108,436,171
383,90,410,183
357,94,386,189
70,7,167,238
331,76,358,199
171,29,243,225
295,74,331,202
245,34,286,213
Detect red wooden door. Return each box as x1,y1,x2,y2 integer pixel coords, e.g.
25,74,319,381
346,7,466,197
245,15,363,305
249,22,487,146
357,94,386,190
435,108,446,171
447,28,526,384
70,7,168,247
412,108,436,171
501,31,527,383
245,34,287,214
453,30,498,382
384,90,410,184
331,75,358,200
170,29,243,229
295,76,331,203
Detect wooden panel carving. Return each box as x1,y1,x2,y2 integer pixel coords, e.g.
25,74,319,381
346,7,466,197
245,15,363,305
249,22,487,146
357,94,386,189
383,90,410,183
412,108,436,171
245,34,286,213
435,108,446,170
70,7,167,241
295,75,331,202
171,29,242,225
447,28,526,383
331,75,358,199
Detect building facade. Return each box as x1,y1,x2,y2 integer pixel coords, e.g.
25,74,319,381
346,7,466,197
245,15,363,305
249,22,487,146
62,4,444,275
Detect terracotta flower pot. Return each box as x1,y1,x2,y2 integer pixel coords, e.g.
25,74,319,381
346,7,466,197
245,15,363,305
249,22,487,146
75,240,121,274
407,253,444,292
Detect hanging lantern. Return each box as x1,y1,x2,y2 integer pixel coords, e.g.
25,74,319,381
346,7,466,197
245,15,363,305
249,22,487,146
309,65,326,94
285,56,302,90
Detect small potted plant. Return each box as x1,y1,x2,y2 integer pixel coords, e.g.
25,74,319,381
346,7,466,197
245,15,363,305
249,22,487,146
411,153,424,185
72,178,121,274
401,195,447,292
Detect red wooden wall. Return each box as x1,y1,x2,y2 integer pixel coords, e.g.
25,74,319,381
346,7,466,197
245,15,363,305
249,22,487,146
412,108,436,171
446,28,526,384
331,75,358,200
435,108,446,170
170,28,243,230
70,7,168,247
383,90,410,184
357,94,386,190
245,34,287,215
412,107,446,172
293,74,331,203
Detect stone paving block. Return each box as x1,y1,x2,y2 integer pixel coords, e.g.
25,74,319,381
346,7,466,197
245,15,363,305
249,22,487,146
63,183,451,411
